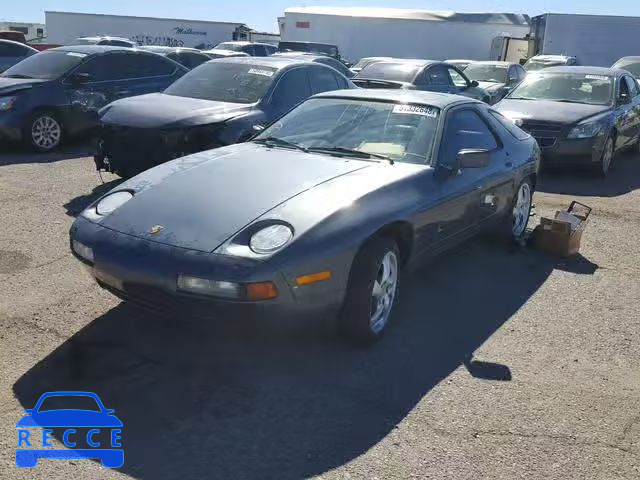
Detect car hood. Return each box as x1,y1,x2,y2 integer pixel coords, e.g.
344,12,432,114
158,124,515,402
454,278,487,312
0,77,49,95
99,92,253,129
16,411,123,428
97,143,372,252
495,99,610,124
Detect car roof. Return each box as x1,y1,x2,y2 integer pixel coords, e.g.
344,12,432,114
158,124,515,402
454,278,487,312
530,54,574,61
0,38,38,50
137,46,203,53
217,41,273,47
53,45,134,54
213,56,321,69
615,56,640,62
468,61,513,67
543,66,623,76
313,88,478,108
446,59,474,62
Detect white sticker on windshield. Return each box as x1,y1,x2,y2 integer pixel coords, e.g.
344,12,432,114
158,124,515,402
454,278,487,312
66,52,87,58
392,104,439,117
585,75,609,81
248,68,275,77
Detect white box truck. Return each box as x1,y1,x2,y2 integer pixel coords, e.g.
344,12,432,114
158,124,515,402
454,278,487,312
529,13,640,67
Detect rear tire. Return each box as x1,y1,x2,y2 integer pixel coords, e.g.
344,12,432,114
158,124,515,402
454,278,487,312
341,236,400,344
23,110,63,152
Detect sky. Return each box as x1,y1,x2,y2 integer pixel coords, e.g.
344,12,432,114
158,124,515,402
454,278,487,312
2,0,640,33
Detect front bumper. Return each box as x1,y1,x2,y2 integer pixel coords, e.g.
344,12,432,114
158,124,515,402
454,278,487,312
70,217,344,322
0,110,24,143
539,135,607,167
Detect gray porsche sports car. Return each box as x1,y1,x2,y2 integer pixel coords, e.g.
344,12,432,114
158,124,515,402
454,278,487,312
70,89,539,343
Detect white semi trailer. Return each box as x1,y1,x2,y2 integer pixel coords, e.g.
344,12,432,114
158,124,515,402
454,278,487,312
529,13,640,67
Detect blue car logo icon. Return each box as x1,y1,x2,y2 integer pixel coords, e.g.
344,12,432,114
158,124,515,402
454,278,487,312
15,391,123,468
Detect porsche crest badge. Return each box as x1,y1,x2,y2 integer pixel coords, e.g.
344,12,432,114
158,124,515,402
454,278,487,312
149,225,164,234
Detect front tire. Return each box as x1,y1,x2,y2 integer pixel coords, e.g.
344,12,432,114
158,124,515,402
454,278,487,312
341,237,400,344
24,110,63,152
596,135,614,177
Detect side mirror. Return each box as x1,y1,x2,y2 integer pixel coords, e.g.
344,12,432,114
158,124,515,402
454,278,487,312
457,149,490,169
507,76,518,85
470,80,479,88
24,408,34,414
68,72,91,84
105,409,115,414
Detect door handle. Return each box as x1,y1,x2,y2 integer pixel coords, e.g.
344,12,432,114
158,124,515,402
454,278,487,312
113,89,130,96
505,161,513,168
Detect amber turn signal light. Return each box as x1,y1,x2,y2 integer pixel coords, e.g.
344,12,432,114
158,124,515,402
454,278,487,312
295,271,332,286
245,281,279,300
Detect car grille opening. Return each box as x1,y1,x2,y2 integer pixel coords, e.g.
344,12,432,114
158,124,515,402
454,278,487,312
519,121,564,148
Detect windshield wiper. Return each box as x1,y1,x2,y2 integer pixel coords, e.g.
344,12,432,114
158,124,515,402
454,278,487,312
509,97,537,101
2,74,34,79
254,136,307,153
306,146,394,164
552,99,588,104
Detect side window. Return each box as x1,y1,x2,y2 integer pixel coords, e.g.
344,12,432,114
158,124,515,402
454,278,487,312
270,68,312,113
309,66,339,93
0,42,28,56
447,67,469,88
440,109,499,165
253,45,267,57
185,53,209,69
515,66,526,81
266,45,278,55
74,54,128,82
426,65,453,86
242,45,255,56
619,76,631,99
130,54,176,77
624,76,638,97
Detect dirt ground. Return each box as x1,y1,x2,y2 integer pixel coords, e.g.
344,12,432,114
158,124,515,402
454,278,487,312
0,143,639,479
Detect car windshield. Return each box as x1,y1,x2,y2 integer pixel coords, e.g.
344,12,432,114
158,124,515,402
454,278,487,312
612,59,640,78
356,62,419,83
164,62,277,104
38,395,101,412
1,50,87,79
508,72,613,105
464,64,508,83
215,42,243,52
255,98,440,164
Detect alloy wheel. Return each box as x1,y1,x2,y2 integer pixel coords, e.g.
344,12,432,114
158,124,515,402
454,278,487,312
31,115,61,151
512,181,532,237
369,250,398,334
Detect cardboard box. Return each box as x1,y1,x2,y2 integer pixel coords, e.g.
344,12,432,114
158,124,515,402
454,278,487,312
533,201,591,257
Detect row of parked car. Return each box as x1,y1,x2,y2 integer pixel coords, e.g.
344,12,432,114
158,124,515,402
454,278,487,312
1,38,640,179
0,36,624,342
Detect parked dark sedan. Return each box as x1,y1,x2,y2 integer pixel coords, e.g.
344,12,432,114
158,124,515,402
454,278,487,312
463,61,526,104
0,39,38,73
214,42,278,57
354,60,490,103
0,45,187,151
137,46,212,69
494,66,640,175
96,57,355,177
71,89,539,343
272,51,354,77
